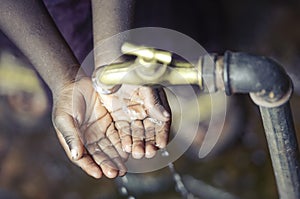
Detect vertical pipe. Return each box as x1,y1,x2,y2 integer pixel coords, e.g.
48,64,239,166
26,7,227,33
260,102,300,199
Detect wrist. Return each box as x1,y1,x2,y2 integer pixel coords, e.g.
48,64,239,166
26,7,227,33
51,66,88,99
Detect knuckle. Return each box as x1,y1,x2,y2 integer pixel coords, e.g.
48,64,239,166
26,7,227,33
63,134,76,147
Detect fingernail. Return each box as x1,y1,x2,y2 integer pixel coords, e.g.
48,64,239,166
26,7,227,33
133,152,144,159
71,149,78,160
107,170,117,178
92,171,101,179
125,145,132,153
146,151,155,159
155,143,166,149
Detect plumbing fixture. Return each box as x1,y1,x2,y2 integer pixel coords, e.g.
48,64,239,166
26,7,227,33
93,43,300,199
92,42,205,94
1,0,298,197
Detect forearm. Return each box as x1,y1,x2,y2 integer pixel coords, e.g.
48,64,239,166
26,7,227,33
91,0,135,67
0,0,79,95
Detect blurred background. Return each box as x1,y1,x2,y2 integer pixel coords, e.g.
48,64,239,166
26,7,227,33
0,0,300,198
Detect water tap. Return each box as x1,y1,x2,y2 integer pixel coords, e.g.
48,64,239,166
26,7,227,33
92,42,215,94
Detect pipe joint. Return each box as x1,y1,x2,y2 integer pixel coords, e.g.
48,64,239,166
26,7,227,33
223,51,293,108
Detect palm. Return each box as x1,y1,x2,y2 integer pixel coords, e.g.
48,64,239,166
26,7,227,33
99,84,171,159
52,77,127,178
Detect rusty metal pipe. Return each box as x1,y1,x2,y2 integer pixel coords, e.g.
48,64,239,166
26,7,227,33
223,51,300,199
260,103,300,199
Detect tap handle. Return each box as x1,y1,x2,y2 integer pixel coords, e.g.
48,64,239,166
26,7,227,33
121,42,172,64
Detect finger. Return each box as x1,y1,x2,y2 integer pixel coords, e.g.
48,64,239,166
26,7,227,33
155,120,171,149
131,120,145,159
157,88,172,116
85,121,127,177
53,114,84,160
112,157,127,177
87,142,118,179
144,118,158,158
106,123,129,160
154,88,171,149
97,138,127,178
156,88,172,118
74,154,103,179
138,87,170,121
56,131,102,179
115,120,132,153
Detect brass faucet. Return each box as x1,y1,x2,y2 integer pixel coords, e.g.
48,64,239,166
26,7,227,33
92,42,218,94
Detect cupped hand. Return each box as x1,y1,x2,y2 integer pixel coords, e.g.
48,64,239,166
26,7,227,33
52,77,128,179
99,85,171,159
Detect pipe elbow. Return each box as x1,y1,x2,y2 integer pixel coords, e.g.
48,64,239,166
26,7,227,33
223,51,292,107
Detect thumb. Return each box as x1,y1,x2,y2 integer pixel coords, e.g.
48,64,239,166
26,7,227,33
139,87,170,121
53,114,85,160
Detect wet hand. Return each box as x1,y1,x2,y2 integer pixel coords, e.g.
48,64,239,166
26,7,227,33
99,85,171,159
52,77,128,179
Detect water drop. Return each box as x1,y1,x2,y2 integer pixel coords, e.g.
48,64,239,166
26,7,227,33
161,149,169,157
120,186,128,195
116,175,137,199
121,175,129,183
128,109,139,120
168,162,196,198
174,173,181,181
148,118,163,126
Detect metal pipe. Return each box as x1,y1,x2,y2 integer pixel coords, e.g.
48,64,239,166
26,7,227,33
93,44,300,198
223,51,300,199
260,103,300,199
223,51,292,107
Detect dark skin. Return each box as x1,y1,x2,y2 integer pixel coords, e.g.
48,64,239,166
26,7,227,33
99,85,171,159
91,0,171,159
53,77,127,178
0,0,171,178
